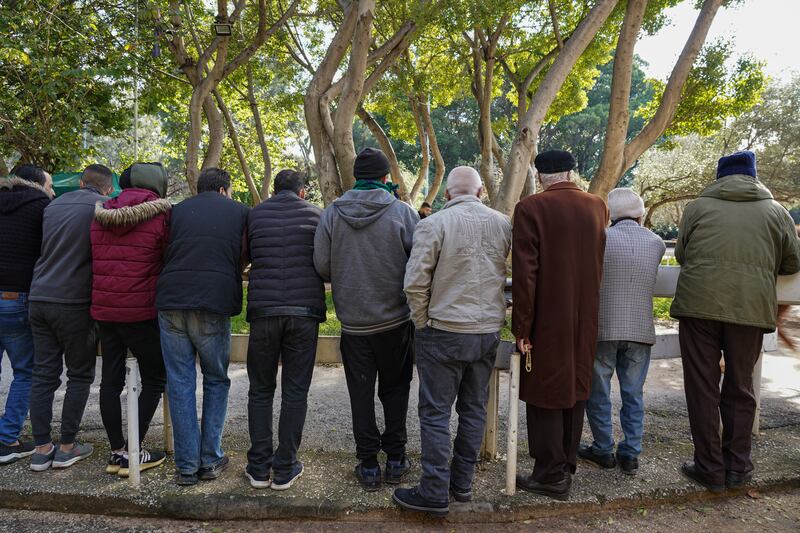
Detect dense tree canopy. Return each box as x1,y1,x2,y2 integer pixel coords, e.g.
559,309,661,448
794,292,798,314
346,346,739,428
1,0,790,217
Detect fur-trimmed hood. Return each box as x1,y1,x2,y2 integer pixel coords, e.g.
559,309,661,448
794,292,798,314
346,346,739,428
94,188,171,235
0,176,53,214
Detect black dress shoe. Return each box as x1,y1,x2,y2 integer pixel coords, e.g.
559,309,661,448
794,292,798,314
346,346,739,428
616,454,639,475
726,470,753,489
198,455,229,481
577,444,616,469
516,473,570,501
681,461,724,493
393,487,449,517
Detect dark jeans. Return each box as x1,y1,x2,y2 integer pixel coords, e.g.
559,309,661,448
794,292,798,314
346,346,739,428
340,321,414,463
0,293,34,445
246,316,319,479
28,302,97,446
99,320,166,451
159,310,231,474
679,317,764,486
526,401,586,484
416,327,499,503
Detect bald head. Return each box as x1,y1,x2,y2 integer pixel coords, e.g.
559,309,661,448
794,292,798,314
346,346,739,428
446,166,483,200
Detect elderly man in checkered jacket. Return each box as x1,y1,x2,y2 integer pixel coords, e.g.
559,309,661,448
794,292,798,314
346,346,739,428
578,188,666,476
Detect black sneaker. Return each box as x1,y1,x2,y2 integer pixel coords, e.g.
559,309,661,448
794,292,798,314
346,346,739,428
384,455,411,484
450,484,473,503
393,486,449,517
271,461,304,491
245,465,271,489
578,444,616,469
198,456,229,481
118,449,167,478
354,462,382,492
681,461,724,493
0,440,35,465
176,472,198,486
106,452,126,474
725,470,753,489
617,454,639,475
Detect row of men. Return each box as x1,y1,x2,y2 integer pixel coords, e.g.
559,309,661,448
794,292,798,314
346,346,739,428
0,147,798,517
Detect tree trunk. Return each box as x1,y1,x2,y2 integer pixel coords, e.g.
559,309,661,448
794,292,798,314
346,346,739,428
590,0,724,197
422,101,445,205
214,90,262,205
247,64,272,198
201,95,225,170
494,0,619,216
591,0,648,198
304,3,359,205
357,105,409,202
331,0,375,192
408,95,429,203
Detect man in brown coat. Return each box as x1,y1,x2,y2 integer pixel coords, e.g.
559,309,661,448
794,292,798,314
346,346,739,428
512,150,608,501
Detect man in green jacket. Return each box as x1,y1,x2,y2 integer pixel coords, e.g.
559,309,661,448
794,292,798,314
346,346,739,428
671,151,800,493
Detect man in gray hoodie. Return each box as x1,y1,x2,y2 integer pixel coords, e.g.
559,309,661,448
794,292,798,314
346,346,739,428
314,147,419,491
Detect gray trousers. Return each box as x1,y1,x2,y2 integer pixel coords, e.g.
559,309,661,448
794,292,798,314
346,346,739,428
416,327,499,503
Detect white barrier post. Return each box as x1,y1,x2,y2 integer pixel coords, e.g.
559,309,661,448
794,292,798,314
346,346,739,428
126,356,141,487
506,351,520,496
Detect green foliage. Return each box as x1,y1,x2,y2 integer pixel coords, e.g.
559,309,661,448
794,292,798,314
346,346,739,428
653,298,673,321
640,40,766,138
540,57,657,180
0,1,132,170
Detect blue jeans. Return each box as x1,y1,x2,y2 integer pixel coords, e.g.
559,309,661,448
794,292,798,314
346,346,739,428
0,293,34,445
586,340,651,459
415,327,499,503
159,310,231,475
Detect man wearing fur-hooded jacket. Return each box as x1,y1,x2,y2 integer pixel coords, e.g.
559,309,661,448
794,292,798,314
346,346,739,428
90,162,171,477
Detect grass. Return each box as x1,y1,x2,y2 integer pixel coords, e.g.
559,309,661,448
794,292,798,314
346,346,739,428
233,287,673,336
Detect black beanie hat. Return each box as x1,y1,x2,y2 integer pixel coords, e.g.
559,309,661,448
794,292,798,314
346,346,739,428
717,150,756,179
534,150,577,174
353,147,391,180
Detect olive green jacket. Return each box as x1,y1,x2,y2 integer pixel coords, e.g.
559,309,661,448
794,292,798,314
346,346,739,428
670,174,800,331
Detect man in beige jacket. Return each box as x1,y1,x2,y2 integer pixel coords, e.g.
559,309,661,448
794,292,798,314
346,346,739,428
392,166,511,517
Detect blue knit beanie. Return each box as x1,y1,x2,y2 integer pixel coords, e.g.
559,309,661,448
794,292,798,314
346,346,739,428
717,151,756,179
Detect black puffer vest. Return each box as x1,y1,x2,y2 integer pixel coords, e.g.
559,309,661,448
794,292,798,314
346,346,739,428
247,190,325,322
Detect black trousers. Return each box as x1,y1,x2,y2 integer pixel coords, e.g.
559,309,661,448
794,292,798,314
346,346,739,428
99,320,166,451
246,316,319,479
28,302,97,446
526,401,586,484
679,317,764,486
340,321,414,462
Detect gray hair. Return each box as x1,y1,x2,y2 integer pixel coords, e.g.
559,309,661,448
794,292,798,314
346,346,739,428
446,166,482,197
538,170,571,189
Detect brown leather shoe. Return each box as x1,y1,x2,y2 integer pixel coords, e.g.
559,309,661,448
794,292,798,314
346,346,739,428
516,473,570,501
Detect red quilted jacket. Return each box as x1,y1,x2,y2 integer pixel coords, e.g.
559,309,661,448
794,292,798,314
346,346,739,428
91,188,171,322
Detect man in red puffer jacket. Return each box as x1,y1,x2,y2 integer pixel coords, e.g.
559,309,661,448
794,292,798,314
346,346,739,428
91,162,171,477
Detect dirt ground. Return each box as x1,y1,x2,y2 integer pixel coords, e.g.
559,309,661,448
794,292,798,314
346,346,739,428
0,486,798,532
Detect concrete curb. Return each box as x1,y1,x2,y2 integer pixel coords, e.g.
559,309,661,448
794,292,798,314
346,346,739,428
0,471,797,523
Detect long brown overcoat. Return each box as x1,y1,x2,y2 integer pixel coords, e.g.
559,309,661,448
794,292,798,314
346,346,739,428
512,181,608,409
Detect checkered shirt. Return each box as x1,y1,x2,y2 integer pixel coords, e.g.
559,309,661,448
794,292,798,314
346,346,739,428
597,220,666,345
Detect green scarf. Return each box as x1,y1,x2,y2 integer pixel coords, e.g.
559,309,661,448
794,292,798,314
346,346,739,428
353,179,399,198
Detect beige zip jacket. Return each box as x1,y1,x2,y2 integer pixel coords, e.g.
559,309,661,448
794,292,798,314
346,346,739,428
404,195,511,334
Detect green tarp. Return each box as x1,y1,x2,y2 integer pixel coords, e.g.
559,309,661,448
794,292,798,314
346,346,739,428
52,172,121,198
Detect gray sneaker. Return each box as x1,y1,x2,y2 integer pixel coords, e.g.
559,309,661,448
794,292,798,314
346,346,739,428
30,443,57,472
52,442,93,469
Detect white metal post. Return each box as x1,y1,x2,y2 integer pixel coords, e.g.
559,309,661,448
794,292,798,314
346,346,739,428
506,351,520,496
126,356,141,487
